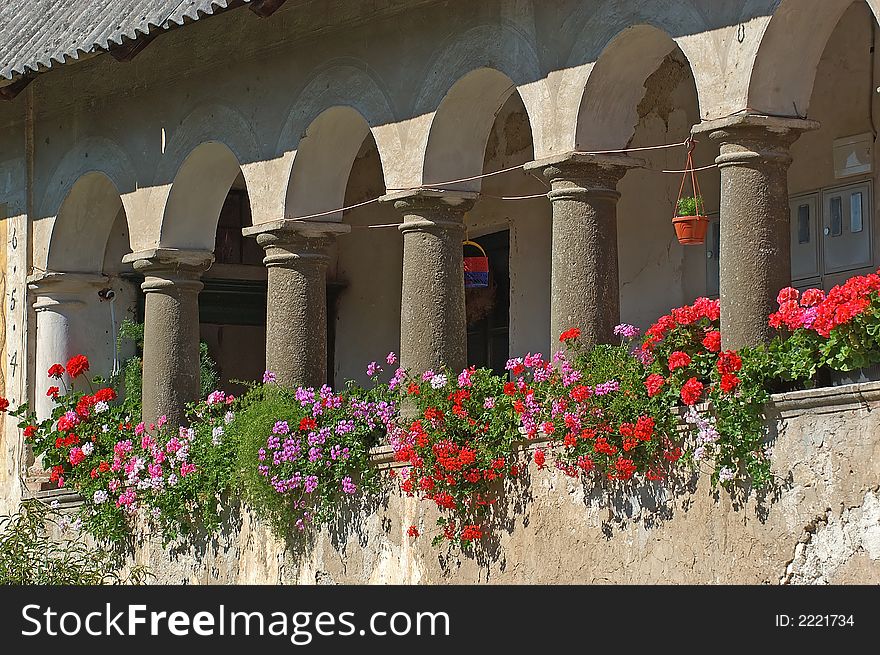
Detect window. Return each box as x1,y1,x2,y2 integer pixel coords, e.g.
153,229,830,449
829,196,843,237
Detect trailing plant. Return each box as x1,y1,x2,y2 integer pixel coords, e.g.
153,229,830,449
388,362,523,548
0,500,150,585
8,270,880,553
232,372,390,537
11,355,240,545
510,326,681,485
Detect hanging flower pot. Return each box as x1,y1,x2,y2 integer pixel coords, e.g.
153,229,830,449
673,199,710,245
463,240,489,288
672,138,710,246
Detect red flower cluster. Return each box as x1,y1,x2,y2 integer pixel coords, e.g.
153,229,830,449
0,396,8,412
48,364,65,379
66,355,90,379
769,273,880,337
644,374,665,397
667,351,691,371
559,327,581,342
643,297,720,351
680,377,704,406
702,330,722,353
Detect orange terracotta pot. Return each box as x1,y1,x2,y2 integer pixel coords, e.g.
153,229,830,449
672,215,710,245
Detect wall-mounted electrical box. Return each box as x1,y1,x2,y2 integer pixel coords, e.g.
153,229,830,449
833,132,873,179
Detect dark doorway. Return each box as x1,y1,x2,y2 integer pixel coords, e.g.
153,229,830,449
466,230,510,374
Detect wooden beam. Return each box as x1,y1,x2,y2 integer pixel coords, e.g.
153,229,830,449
250,0,288,18
108,32,160,62
0,75,34,101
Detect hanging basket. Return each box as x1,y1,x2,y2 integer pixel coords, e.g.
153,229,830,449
672,214,710,245
672,138,709,246
463,240,489,288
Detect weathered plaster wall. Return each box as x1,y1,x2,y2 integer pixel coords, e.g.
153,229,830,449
125,383,880,585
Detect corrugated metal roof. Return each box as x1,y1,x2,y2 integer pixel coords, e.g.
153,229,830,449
0,1,249,82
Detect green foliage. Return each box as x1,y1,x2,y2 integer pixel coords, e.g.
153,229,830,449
147,400,238,543
676,195,703,217
818,304,880,371
0,501,150,585
115,319,219,405
231,382,383,538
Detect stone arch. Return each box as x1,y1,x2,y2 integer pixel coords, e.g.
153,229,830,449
576,24,701,150
149,102,261,248
46,172,125,273
748,0,880,116
419,67,535,192
410,22,548,186
159,141,248,251
36,137,137,272
276,61,402,207
285,106,382,221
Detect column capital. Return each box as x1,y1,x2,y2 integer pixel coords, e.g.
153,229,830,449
242,218,351,241
380,189,477,236
27,270,109,311
122,248,214,274
692,114,820,167
122,248,214,293
243,220,349,268
524,152,643,194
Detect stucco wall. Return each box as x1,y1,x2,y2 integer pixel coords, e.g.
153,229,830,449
126,382,880,585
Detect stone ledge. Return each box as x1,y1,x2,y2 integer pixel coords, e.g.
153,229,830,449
769,380,880,418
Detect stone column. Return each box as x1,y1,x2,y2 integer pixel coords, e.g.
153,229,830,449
693,114,818,350
379,189,477,375
28,271,108,419
242,219,350,388
122,248,213,428
524,153,641,349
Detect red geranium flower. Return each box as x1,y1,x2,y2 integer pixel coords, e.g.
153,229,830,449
680,377,704,406
460,524,482,541
23,425,37,439
93,388,117,402
720,373,740,393
533,448,546,469
559,327,581,342
65,355,90,379
667,351,691,371
716,350,743,375
46,386,60,398
644,373,665,397
0,397,8,412
702,330,722,353
47,364,65,379
407,525,420,538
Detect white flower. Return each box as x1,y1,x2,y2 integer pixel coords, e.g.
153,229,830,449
94,401,109,414
93,490,108,504
102,424,109,433
719,466,736,482
81,441,94,456
50,500,59,509
212,426,224,445
692,446,706,461
224,411,235,425
176,445,189,462
429,373,447,389
167,473,178,487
